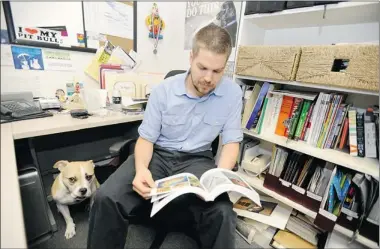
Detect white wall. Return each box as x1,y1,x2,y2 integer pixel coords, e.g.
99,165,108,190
1,2,240,97
136,2,190,74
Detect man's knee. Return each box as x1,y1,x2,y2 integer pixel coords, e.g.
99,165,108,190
213,201,236,220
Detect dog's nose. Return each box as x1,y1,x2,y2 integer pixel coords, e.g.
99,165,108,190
79,188,87,195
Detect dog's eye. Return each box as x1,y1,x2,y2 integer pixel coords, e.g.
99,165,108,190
86,175,93,181
68,177,76,183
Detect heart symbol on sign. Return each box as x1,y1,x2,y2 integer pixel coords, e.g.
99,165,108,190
25,28,38,34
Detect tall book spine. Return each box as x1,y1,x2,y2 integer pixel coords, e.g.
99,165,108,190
275,96,295,137
339,118,349,150
348,109,358,156
332,105,348,149
295,100,311,140
301,102,315,141
287,98,304,139
325,105,343,149
246,82,270,130
356,112,365,157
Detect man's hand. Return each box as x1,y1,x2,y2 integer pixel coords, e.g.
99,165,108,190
132,168,155,199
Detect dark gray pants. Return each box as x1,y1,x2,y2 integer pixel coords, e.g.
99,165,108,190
87,146,236,249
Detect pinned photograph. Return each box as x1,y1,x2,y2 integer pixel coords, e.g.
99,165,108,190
11,46,44,70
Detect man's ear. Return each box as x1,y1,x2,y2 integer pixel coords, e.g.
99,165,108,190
53,160,69,172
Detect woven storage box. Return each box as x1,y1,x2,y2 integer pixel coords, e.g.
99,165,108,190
236,46,301,81
296,44,379,91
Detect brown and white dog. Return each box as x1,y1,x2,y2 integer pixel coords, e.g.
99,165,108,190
51,160,99,239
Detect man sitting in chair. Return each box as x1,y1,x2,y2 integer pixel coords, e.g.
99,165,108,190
87,24,243,249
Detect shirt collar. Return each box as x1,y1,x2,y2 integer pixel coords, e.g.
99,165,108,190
174,69,226,97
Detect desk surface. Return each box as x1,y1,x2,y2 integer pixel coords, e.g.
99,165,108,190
12,111,143,139
1,111,143,247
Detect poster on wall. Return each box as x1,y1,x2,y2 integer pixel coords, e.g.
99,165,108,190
11,46,44,70
184,1,241,50
43,49,74,71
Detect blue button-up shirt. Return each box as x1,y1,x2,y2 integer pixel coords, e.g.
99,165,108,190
138,71,243,153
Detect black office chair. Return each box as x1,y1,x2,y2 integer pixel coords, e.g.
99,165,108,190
108,70,236,249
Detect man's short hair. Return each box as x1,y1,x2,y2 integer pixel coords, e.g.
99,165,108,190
192,24,232,59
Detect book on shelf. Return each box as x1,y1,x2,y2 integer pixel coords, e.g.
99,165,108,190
149,168,261,217
242,88,379,159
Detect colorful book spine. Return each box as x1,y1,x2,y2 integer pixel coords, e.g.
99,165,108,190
246,82,270,130
348,109,358,156
324,105,344,149
294,100,311,140
339,118,349,150
301,102,314,141
287,98,304,139
275,96,295,137
356,112,365,157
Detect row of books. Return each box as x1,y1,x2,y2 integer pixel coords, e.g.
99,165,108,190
235,210,325,249
269,145,334,199
324,166,379,223
242,82,379,158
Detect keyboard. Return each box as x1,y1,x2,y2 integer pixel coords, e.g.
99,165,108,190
2,102,44,118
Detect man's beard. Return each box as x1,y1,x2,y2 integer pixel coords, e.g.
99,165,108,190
190,72,214,95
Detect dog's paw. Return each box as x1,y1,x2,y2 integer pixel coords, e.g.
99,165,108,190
65,223,76,239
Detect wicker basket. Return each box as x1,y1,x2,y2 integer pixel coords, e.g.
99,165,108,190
296,44,379,91
235,45,301,81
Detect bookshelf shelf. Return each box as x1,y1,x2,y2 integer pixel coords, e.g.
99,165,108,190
237,170,317,218
243,2,379,29
235,75,379,96
238,171,379,249
334,224,379,249
243,129,379,179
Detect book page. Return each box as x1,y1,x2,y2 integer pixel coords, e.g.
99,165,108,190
150,173,205,196
200,168,261,206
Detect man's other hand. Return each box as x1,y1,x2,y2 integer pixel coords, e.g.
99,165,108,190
132,168,155,199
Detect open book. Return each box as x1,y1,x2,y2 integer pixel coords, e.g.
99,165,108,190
150,168,261,217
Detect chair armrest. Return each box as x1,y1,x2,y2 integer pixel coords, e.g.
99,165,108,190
109,139,136,156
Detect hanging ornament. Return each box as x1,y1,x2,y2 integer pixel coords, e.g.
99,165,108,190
145,3,165,54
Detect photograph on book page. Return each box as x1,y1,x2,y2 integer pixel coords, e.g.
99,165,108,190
151,175,203,203
234,197,277,216
233,196,292,230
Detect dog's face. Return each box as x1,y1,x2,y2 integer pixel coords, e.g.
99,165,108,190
54,160,96,200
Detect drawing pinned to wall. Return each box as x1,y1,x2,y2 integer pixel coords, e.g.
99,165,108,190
145,3,165,54
43,49,73,71
184,1,240,50
77,33,85,47
84,2,134,40
1,29,9,44
11,46,44,70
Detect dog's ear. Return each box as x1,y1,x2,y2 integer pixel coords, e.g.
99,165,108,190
53,160,69,171
87,160,95,168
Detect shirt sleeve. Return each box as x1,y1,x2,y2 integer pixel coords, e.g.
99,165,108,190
221,89,243,145
138,86,164,143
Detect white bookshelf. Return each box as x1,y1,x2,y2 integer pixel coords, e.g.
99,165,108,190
243,2,379,29
236,1,379,248
235,75,379,97
244,129,379,179
238,171,379,249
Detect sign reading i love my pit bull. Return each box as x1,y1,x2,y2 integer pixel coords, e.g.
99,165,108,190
17,26,63,45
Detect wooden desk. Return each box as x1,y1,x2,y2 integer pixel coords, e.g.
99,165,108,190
1,111,143,248
12,112,144,140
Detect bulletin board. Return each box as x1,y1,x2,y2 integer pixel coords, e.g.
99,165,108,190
2,1,137,53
